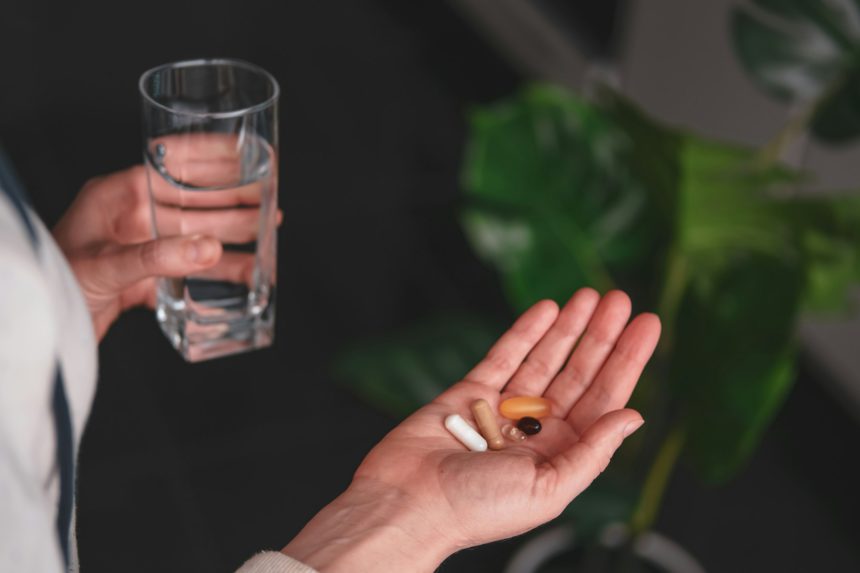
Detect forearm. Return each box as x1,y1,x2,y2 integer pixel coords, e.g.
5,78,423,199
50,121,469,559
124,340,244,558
282,479,455,573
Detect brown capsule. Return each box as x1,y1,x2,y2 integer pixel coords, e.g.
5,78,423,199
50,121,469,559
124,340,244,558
517,416,542,436
470,399,505,450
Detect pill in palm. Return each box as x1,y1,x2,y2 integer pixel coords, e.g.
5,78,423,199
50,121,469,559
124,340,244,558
501,423,527,442
499,396,553,419
470,399,505,450
517,416,542,435
444,414,488,452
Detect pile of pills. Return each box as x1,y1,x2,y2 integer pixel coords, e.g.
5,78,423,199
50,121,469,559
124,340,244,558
444,396,553,452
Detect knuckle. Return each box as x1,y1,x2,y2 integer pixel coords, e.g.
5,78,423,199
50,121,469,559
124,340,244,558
140,241,163,270
588,325,617,349
487,351,514,374
590,384,613,409
598,452,613,473
523,354,552,379
556,319,584,340
579,440,609,474
564,362,588,390
612,344,639,372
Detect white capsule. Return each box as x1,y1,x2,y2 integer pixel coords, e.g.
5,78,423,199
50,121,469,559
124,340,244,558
444,414,488,452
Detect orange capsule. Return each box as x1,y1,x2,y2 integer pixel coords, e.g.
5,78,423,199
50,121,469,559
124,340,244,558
499,396,553,420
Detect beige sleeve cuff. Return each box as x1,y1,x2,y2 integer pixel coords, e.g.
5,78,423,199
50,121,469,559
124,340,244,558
236,551,319,573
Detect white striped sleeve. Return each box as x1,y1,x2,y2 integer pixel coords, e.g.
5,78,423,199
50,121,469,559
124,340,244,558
0,193,64,571
236,551,319,573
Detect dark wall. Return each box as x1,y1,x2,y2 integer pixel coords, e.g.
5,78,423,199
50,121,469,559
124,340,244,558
0,0,518,222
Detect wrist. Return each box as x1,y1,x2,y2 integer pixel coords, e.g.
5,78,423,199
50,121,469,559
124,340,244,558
282,478,455,573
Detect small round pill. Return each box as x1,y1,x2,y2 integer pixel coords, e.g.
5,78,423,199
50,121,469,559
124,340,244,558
501,423,527,442
517,416,542,435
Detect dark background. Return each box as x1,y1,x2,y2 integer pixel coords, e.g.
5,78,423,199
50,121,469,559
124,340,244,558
1,1,858,571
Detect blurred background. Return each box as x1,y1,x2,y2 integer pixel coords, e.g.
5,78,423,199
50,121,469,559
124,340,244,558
2,0,859,571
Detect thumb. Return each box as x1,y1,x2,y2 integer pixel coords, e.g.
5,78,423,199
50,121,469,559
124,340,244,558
551,409,644,503
87,235,222,292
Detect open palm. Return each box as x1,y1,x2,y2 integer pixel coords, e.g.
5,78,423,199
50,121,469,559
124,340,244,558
353,289,661,551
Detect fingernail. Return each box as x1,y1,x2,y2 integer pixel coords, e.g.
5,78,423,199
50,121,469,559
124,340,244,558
622,418,644,438
186,237,218,264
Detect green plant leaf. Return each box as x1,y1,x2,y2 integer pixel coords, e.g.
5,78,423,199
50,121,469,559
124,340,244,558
464,86,628,209
333,314,501,419
460,206,613,310
462,85,664,310
594,88,681,224
791,194,860,310
601,88,803,264
731,0,860,143
677,138,800,263
603,90,812,483
670,255,803,483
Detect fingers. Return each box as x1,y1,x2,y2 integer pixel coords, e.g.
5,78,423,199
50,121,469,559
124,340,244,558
192,251,257,286
152,132,275,193
149,172,267,208
153,204,264,244
54,165,152,249
543,291,632,415
566,314,661,434
503,289,600,397
118,250,256,310
464,300,559,390
548,409,644,503
82,235,222,293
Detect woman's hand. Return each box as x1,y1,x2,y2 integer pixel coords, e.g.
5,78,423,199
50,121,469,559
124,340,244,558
284,289,661,572
52,166,223,341
54,146,274,342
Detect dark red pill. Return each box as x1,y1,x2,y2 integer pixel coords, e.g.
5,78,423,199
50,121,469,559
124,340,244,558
517,416,541,435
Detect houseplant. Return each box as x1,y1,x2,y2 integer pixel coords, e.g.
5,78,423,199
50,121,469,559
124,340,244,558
336,0,860,568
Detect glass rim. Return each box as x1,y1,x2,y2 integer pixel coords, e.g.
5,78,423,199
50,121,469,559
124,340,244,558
139,58,280,119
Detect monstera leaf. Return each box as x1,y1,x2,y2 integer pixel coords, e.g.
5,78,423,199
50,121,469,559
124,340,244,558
792,194,860,311
671,256,803,482
602,89,802,261
602,91,808,482
732,0,860,143
334,314,500,419
462,85,664,310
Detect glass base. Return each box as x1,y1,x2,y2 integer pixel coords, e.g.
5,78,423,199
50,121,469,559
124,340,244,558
156,302,275,362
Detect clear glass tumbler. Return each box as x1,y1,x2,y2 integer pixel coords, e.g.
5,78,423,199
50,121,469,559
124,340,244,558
139,59,279,362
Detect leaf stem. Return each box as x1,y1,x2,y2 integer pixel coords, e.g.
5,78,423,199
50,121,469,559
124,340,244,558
627,245,688,534
655,246,687,355
755,63,856,170
629,424,686,534
756,105,813,168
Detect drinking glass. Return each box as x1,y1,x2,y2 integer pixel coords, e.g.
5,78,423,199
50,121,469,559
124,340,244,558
139,59,279,362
